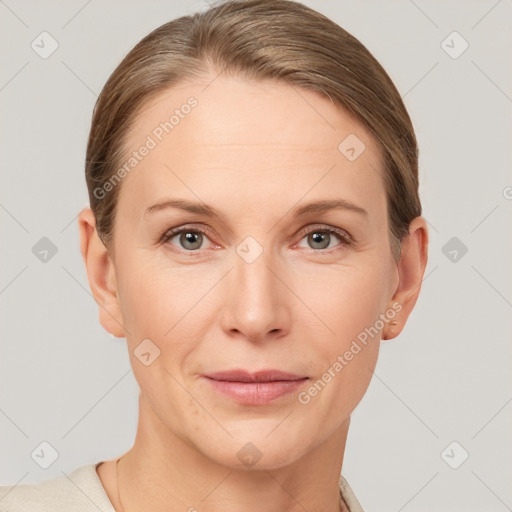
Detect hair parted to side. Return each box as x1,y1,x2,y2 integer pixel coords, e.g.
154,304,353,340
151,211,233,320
85,0,421,261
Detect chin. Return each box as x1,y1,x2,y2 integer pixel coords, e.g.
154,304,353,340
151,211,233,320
196,427,312,471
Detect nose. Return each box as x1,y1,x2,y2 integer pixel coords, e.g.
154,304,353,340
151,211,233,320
219,241,292,342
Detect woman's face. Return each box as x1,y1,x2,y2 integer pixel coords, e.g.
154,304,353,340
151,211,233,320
96,73,404,468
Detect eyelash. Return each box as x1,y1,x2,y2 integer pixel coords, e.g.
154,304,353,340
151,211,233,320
159,224,353,254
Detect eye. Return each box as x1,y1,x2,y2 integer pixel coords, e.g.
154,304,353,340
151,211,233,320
159,224,353,253
161,226,214,251
296,225,352,251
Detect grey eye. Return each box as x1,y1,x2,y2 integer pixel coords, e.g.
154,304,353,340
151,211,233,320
177,231,204,250
307,231,332,250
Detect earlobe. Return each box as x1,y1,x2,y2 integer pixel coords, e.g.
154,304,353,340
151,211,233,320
382,216,429,341
78,207,125,338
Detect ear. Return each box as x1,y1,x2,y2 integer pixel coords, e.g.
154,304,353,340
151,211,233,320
382,216,429,341
78,207,125,338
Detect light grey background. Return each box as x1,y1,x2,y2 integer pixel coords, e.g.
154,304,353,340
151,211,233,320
1,1,511,511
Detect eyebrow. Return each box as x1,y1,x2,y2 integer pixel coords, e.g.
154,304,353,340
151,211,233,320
144,197,367,220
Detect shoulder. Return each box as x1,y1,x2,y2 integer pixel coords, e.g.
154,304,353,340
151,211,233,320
339,473,366,512
0,463,115,512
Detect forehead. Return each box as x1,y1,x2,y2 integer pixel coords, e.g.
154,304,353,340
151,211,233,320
117,73,385,216
126,73,381,152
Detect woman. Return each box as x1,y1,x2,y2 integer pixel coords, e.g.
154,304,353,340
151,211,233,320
0,0,428,510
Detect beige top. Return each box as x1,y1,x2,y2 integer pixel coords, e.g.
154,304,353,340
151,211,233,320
0,462,365,511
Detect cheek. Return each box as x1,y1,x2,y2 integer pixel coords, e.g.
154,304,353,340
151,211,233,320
114,256,207,412
292,259,387,407
294,257,390,345
116,244,391,356
115,252,219,358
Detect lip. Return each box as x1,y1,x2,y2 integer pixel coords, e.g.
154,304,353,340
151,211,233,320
202,369,309,405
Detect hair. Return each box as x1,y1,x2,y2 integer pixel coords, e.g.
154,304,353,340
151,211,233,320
85,0,421,261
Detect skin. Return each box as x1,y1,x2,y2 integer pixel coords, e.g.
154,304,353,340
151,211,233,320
79,71,428,512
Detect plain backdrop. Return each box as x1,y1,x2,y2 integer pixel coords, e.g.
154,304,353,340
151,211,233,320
1,1,511,511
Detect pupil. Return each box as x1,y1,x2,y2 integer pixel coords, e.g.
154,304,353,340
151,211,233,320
182,232,201,250
310,232,329,249
179,231,331,251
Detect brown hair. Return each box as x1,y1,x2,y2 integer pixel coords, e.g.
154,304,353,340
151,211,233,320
85,0,421,260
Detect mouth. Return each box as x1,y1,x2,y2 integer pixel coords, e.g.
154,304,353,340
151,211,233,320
202,369,309,405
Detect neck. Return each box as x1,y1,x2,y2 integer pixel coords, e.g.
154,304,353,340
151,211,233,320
118,392,350,512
